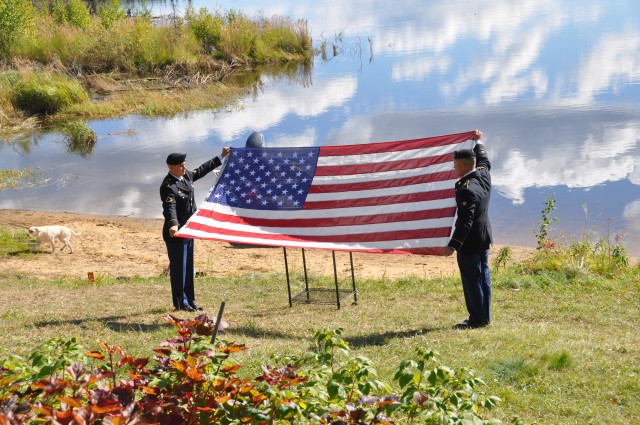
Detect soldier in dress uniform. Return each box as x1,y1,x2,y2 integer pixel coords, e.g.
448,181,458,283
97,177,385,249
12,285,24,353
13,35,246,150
444,130,493,329
160,148,229,312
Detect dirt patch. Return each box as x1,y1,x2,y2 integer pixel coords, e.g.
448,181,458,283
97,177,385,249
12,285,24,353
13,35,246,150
0,209,533,281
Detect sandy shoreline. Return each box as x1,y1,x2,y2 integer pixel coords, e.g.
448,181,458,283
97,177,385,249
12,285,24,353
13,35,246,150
0,209,534,281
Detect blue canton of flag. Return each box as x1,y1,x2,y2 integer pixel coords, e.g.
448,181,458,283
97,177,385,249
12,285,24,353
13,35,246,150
207,147,320,210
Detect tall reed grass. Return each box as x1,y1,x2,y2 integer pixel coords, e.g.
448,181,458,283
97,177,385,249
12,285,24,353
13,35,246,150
10,72,89,115
7,1,312,71
61,120,96,157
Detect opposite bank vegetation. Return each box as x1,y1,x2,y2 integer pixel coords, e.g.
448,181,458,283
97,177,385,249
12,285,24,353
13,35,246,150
0,0,313,144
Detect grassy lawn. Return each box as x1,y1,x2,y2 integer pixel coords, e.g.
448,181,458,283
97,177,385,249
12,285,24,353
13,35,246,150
1,263,638,424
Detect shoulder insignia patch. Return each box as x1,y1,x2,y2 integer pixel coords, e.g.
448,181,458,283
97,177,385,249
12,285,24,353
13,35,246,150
462,200,467,206
166,196,174,203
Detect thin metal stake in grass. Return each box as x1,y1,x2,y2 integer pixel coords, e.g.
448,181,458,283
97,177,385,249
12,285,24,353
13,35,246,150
211,301,226,345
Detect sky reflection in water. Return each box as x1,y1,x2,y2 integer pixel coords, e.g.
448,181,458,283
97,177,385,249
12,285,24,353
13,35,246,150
1,0,639,254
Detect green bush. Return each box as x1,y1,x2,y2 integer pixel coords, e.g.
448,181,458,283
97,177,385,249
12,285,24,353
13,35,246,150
66,0,91,28
97,0,126,30
51,0,92,29
80,21,137,72
0,0,34,57
82,11,184,73
185,6,224,55
51,0,67,25
11,73,89,115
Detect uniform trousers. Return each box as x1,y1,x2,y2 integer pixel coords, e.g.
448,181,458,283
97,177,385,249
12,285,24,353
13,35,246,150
456,249,492,325
166,238,194,309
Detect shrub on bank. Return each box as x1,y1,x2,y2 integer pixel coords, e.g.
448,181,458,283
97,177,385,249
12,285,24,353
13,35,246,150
10,72,88,115
0,0,34,58
184,7,312,63
96,0,126,30
492,195,638,289
52,0,91,29
0,320,501,424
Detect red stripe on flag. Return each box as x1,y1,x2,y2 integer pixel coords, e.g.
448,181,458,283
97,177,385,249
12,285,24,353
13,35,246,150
185,221,452,243
318,131,477,156
302,189,454,210
196,206,456,227
309,170,456,194
314,153,451,176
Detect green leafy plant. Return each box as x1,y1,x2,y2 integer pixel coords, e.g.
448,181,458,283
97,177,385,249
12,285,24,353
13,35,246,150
304,328,390,403
0,322,502,424
185,5,224,55
51,0,92,29
51,0,67,25
0,0,34,58
97,0,125,30
611,243,629,267
534,195,558,251
393,348,502,423
493,246,512,271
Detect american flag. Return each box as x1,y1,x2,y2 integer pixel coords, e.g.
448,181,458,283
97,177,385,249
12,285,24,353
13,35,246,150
176,131,477,255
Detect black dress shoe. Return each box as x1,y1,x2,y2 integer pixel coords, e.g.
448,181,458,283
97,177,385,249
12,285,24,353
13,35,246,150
454,320,488,329
189,303,204,311
454,320,470,329
177,305,196,312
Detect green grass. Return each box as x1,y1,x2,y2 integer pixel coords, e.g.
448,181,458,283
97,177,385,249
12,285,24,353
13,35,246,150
10,72,89,115
60,120,96,157
0,261,638,424
0,226,31,254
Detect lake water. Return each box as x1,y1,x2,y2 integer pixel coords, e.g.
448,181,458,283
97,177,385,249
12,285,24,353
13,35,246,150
1,0,639,255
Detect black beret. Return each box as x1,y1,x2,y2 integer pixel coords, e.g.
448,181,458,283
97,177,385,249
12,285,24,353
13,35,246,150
166,153,186,165
453,149,476,160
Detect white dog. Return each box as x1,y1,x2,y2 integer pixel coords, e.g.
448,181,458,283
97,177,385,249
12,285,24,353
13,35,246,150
28,225,81,254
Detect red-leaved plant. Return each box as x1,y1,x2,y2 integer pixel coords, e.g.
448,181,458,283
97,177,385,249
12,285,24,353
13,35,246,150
0,317,502,424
